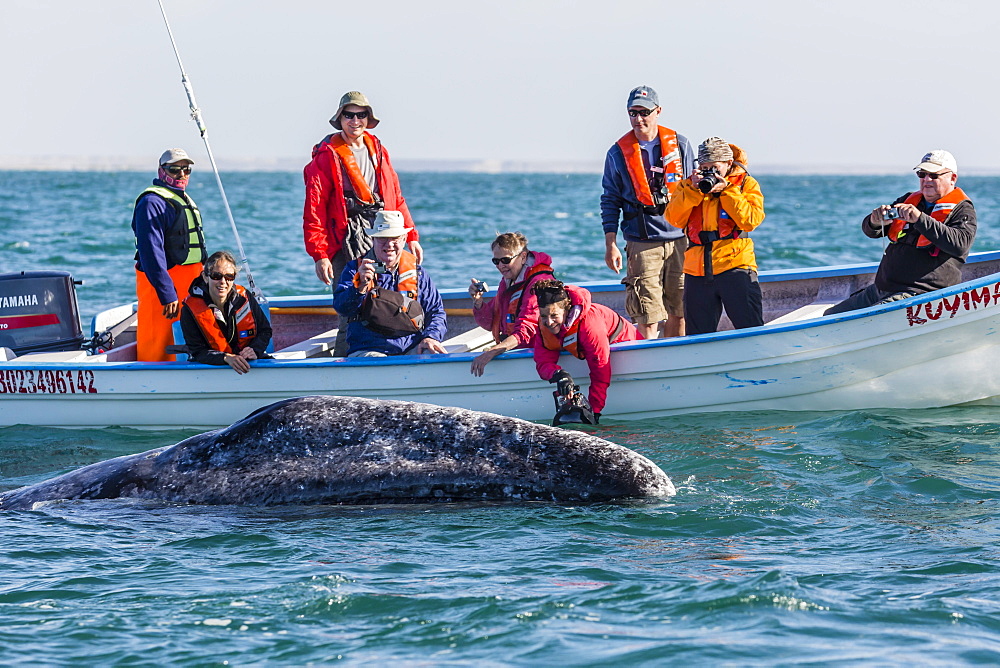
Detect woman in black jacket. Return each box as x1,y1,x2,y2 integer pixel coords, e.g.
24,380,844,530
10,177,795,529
179,251,272,374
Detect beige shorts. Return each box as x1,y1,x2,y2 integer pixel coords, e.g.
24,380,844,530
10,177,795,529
623,237,687,324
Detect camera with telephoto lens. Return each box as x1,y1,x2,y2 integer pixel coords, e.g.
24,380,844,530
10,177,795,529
697,167,723,194
884,206,900,221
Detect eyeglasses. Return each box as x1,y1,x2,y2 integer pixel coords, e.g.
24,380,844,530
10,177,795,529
492,250,524,266
916,170,951,180
628,108,655,118
208,271,236,282
341,110,369,120
163,165,192,175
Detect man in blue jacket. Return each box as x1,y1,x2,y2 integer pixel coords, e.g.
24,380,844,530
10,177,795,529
333,211,447,356
601,85,694,339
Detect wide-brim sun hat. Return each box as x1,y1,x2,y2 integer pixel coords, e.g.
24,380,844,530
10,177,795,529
329,91,381,130
365,210,406,238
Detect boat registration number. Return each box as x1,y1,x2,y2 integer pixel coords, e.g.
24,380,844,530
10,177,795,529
0,369,97,394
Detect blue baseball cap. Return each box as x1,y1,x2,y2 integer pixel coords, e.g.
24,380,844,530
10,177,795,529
627,85,659,110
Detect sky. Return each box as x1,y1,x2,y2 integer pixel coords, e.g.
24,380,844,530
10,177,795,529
3,0,998,171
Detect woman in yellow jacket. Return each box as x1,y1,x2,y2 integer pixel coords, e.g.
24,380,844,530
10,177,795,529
665,137,765,335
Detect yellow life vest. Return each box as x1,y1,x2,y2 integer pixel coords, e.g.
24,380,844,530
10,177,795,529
134,185,206,267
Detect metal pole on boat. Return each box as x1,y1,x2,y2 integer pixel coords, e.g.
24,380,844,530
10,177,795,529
155,0,266,304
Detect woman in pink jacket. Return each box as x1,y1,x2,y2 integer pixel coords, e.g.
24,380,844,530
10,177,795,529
531,279,641,419
469,232,555,376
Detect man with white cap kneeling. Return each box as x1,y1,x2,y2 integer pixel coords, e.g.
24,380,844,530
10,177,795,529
333,211,447,357
826,150,977,315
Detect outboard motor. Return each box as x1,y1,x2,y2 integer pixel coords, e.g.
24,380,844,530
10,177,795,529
0,271,85,355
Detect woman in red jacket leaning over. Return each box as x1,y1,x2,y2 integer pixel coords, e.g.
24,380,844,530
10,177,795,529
469,232,555,376
531,279,641,421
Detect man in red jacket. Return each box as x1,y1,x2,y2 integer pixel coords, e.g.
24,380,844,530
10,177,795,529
303,91,422,285
303,91,422,356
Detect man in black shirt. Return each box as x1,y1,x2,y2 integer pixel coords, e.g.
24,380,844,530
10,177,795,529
826,150,976,315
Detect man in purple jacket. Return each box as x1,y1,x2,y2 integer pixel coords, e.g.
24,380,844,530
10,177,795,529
132,148,207,361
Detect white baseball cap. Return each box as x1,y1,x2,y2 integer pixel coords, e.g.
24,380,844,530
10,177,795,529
914,149,957,175
159,148,194,166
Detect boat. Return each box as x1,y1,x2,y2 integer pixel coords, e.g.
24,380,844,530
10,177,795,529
2,250,1000,429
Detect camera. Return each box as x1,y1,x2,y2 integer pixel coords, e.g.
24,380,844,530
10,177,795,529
372,260,390,274
697,168,723,194
884,206,900,221
471,279,488,294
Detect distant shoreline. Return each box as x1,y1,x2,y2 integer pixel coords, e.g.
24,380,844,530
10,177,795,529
3,156,1000,176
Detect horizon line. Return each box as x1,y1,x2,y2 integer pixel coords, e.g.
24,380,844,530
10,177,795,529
3,155,1000,176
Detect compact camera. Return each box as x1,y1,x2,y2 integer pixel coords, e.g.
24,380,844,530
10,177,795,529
697,168,723,194
884,206,901,221
471,279,488,294
372,260,390,274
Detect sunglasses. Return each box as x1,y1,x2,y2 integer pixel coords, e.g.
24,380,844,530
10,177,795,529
164,165,192,175
628,108,655,118
208,271,236,282
341,110,369,120
492,250,524,266
916,170,950,180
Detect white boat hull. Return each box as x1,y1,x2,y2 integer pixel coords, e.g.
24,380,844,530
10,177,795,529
3,254,1000,428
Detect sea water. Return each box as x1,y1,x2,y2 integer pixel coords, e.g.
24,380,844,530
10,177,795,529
1,171,1000,664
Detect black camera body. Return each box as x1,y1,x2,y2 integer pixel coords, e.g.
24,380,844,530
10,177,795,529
551,386,597,426
697,168,723,194
372,260,390,274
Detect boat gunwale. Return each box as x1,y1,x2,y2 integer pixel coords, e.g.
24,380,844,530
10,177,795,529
11,257,1000,372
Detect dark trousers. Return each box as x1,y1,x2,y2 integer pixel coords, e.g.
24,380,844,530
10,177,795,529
684,268,764,335
824,283,916,316
331,248,351,357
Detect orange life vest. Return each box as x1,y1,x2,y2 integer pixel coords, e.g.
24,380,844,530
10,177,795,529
684,171,748,247
617,126,684,207
329,133,380,204
492,260,554,343
185,285,257,354
539,306,626,360
888,187,970,249
353,250,418,296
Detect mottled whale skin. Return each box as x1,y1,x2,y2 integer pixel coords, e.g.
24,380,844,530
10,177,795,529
0,396,674,510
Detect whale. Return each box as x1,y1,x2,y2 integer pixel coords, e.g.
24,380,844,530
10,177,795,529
0,395,674,510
